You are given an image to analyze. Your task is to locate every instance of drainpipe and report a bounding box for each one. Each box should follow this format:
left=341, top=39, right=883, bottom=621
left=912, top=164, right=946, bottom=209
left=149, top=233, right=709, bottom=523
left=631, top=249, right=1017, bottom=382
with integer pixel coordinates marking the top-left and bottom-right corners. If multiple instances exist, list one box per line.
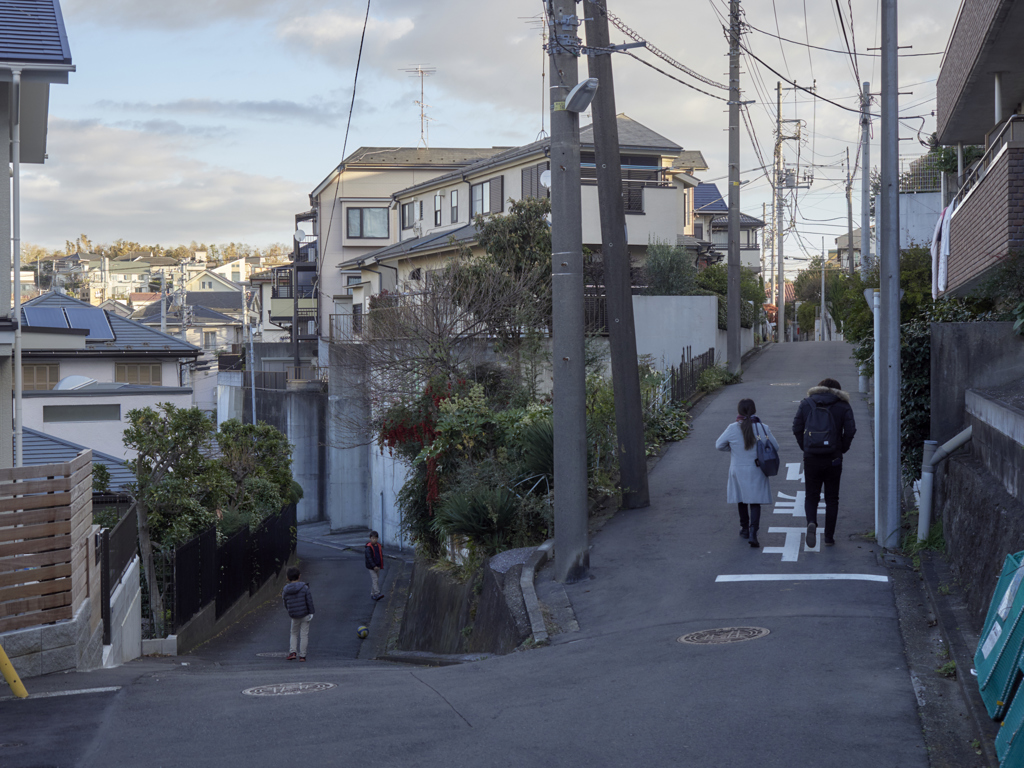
left=12, top=69, right=23, bottom=467
left=917, top=426, right=973, bottom=543
left=995, top=72, right=1004, bottom=128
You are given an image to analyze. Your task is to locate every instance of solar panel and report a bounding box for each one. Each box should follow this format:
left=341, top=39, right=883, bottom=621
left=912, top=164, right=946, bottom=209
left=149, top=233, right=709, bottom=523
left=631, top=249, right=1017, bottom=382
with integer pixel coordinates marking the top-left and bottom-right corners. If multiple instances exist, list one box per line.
left=23, top=307, right=69, bottom=329
left=64, top=307, right=115, bottom=341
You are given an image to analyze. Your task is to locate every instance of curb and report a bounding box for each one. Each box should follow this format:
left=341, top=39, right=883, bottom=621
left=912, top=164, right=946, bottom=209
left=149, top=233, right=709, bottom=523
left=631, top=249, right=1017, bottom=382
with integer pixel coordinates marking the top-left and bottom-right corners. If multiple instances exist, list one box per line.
left=920, top=551, right=999, bottom=767
left=521, top=539, right=554, bottom=646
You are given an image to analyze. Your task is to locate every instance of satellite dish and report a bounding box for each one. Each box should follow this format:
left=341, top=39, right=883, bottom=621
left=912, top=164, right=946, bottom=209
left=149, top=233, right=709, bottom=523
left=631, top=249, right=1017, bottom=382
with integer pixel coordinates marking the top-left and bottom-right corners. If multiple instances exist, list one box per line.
left=540, top=170, right=552, bottom=189
left=294, top=229, right=307, bottom=242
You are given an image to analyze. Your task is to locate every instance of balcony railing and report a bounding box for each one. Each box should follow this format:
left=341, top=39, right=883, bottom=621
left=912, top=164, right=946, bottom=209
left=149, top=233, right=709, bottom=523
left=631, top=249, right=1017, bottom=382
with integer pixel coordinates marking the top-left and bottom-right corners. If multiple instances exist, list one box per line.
left=953, top=115, right=1024, bottom=209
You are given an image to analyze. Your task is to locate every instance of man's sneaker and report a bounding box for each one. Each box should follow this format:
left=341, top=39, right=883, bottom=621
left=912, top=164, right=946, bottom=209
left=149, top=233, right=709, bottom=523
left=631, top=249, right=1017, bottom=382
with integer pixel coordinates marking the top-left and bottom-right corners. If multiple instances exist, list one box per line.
left=806, top=522, right=817, bottom=548
left=299, top=656, right=306, bottom=662
left=824, top=537, right=835, bottom=546
left=286, top=652, right=297, bottom=661
left=739, top=527, right=749, bottom=538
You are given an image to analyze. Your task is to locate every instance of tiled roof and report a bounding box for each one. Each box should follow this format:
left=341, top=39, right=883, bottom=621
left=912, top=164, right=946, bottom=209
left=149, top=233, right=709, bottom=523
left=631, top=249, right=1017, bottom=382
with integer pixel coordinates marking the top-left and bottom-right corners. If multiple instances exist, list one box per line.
left=711, top=212, right=765, bottom=227
left=343, top=222, right=482, bottom=268
left=672, top=150, right=709, bottom=171
left=24, top=291, right=200, bottom=355
left=134, top=303, right=238, bottom=325
left=22, top=428, right=134, bottom=492
left=694, top=183, right=728, bottom=214
left=0, top=0, right=72, bottom=65
left=580, top=114, right=681, bottom=151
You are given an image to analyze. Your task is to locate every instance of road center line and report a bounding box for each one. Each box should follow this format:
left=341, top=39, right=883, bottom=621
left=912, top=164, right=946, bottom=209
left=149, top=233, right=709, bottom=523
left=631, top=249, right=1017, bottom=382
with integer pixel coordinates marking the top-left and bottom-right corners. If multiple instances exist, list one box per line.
left=715, top=574, right=889, bottom=583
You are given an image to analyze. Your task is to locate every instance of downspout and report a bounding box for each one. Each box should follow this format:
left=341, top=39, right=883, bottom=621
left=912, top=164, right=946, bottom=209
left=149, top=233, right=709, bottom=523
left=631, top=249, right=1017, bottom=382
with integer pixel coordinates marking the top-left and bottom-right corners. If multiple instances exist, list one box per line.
left=12, top=69, right=23, bottom=467
left=917, top=426, right=973, bottom=543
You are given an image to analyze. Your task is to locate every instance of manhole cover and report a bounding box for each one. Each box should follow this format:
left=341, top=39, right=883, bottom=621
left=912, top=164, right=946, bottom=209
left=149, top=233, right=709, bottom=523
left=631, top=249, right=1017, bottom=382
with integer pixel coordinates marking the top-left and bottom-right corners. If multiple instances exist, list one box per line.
left=255, top=652, right=290, bottom=658
left=677, top=627, right=771, bottom=645
left=242, top=682, right=336, bottom=697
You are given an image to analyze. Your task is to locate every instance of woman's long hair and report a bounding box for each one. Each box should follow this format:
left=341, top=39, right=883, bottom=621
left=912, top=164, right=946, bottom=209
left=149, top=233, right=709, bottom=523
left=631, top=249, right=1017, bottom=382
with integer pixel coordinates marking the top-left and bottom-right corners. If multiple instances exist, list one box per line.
left=738, top=399, right=757, bottom=450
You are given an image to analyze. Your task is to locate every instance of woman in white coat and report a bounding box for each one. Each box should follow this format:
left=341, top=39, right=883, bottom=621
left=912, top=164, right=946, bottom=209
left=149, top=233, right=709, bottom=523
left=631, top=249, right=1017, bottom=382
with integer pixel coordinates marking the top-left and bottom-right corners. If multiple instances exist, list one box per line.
left=715, top=398, right=780, bottom=547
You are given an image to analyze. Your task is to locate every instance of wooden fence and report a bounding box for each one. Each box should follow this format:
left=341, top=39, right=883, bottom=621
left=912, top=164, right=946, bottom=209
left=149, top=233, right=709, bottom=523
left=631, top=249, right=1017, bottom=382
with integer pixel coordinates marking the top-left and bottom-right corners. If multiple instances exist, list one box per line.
left=0, top=451, right=96, bottom=633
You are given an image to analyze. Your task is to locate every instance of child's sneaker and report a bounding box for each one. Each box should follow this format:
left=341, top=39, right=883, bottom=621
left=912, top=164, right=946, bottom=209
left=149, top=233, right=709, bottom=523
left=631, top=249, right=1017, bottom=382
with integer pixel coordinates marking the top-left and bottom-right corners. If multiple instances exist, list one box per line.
left=286, top=652, right=297, bottom=661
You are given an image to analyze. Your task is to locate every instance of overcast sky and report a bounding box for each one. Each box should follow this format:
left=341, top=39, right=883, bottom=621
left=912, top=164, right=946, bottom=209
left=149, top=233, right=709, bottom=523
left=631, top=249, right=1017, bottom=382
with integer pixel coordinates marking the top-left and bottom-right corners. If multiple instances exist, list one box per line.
left=23, top=0, right=960, bottom=265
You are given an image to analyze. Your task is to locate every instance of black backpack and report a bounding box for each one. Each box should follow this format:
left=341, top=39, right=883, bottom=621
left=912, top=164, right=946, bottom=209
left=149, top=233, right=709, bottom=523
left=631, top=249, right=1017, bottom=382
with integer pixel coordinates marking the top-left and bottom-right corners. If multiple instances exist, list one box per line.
left=803, top=399, right=839, bottom=455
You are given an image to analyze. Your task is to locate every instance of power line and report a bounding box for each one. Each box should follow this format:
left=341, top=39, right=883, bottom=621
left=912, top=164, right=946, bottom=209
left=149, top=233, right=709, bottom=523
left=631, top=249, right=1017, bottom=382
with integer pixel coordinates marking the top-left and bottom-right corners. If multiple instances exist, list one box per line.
left=621, top=51, right=729, bottom=102
left=744, top=19, right=942, bottom=58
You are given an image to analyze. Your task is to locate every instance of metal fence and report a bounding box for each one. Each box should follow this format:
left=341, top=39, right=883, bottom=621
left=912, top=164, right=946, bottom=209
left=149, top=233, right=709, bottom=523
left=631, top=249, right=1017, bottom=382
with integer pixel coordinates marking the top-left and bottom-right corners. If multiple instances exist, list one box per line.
left=667, top=346, right=716, bottom=404
left=100, top=509, right=139, bottom=645
left=172, top=526, right=217, bottom=633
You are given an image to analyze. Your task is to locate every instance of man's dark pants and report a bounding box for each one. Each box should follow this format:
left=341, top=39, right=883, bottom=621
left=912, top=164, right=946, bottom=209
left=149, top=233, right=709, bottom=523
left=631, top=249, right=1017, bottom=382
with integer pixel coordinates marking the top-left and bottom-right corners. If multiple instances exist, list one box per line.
left=804, top=455, right=843, bottom=540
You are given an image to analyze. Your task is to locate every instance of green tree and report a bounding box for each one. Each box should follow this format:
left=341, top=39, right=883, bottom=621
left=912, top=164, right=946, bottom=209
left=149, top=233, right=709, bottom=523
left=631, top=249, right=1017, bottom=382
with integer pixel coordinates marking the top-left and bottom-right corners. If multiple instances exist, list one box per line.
left=213, top=420, right=294, bottom=527
left=643, top=239, right=698, bottom=295
left=123, top=404, right=218, bottom=636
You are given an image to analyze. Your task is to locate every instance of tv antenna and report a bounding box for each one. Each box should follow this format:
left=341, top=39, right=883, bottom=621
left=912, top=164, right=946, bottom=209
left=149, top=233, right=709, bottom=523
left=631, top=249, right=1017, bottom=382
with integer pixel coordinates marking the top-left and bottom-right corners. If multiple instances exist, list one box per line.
left=520, top=13, right=548, bottom=140
left=401, top=65, right=436, bottom=148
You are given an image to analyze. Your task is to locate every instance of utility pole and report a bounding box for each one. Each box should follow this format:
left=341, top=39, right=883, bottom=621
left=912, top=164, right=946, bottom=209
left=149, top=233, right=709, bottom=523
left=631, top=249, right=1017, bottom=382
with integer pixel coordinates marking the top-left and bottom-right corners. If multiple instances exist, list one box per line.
left=861, top=81, right=872, bottom=275
left=726, top=0, right=742, bottom=373
left=547, top=1, right=589, bottom=583
left=584, top=0, right=649, bottom=510
left=160, top=271, right=167, bottom=335
left=878, top=0, right=901, bottom=550
left=820, top=238, right=826, bottom=342
left=846, top=147, right=855, bottom=275
left=775, top=81, right=786, bottom=343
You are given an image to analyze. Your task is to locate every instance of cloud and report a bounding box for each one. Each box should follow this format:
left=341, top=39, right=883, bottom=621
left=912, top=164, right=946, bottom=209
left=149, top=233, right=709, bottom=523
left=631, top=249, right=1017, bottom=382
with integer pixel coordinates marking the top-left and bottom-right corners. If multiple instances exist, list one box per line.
left=61, top=0, right=290, bottom=29
left=21, top=119, right=306, bottom=249
left=110, top=119, right=230, bottom=140
left=97, top=98, right=351, bottom=127
left=278, top=12, right=414, bottom=46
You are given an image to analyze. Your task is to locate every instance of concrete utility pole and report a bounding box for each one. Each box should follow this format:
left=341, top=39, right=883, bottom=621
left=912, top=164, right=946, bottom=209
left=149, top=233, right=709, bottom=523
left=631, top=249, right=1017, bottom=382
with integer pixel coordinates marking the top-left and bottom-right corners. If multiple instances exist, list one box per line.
left=846, top=147, right=855, bottom=275
left=160, top=271, right=167, bottom=334
left=878, top=0, right=901, bottom=550
left=860, top=81, right=872, bottom=275
left=547, top=1, right=589, bottom=583
left=775, top=81, right=786, bottom=343
left=820, top=239, right=826, bottom=342
left=584, top=0, right=649, bottom=510
left=726, top=0, right=742, bottom=373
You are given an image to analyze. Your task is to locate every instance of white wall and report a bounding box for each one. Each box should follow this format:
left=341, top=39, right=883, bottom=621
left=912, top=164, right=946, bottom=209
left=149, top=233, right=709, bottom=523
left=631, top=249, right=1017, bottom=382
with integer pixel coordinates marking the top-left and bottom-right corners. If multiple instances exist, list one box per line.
left=22, top=389, right=193, bottom=460
left=581, top=185, right=682, bottom=247
left=44, top=358, right=180, bottom=387
left=103, top=556, right=142, bottom=668
left=368, top=447, right=410, bottom=550
left=632, top=295, right=719, bottom=370
left=899, top=191, right=942, bottom=249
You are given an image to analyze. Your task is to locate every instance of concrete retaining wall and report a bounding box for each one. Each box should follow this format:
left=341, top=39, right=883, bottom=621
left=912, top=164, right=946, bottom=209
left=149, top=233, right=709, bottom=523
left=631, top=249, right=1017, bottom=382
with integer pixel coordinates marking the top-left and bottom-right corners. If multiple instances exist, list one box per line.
left=0, top=597, right=103, bottom=679
left=103, top=556, right=142, bottom=667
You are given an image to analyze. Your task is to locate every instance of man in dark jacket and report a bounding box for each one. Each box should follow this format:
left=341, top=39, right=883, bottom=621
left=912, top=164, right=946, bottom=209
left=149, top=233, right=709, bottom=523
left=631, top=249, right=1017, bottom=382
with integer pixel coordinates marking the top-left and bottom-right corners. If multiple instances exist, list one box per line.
left=792, top=378, right=857, bottom=547
left=282, top=566, right=314, bottom=661
left=365, top=531, right=385, bottom=601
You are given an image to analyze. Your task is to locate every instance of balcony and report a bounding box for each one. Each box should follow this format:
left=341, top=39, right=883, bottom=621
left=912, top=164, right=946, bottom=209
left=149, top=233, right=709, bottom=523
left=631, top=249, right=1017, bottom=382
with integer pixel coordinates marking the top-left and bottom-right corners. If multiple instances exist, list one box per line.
left=944, top=116, right=1024, bottom=296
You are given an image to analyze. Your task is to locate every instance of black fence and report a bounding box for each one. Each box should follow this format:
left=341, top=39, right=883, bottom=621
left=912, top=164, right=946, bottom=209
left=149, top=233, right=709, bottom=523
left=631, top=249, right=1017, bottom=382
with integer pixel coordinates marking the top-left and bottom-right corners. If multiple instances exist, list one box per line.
left=100, top=510, right=140, bottom=645
left=173, top=526, right=217, bottom=633
left=668, top=346, right=716, bottom=404
left=215, top=526, right=251, bottom=619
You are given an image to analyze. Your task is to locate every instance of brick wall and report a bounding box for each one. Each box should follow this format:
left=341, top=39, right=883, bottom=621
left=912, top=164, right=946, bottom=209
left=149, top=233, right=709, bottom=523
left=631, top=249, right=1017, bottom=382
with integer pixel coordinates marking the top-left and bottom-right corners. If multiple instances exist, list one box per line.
left=937, top=0, right=1002, bottom=140
left=946, top=147, right=1024, bottom=294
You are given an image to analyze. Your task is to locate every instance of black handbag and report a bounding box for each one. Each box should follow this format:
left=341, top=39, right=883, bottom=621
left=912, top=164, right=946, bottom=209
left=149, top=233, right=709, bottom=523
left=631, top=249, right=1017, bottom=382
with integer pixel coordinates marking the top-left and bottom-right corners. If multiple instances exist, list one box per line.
left=754, top=422, right=780, bottom=477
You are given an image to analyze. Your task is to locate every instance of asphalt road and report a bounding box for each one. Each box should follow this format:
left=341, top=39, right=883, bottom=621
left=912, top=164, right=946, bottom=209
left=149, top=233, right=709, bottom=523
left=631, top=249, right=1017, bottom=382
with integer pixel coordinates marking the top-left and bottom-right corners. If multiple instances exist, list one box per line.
left=1, top=341, right=931, bottom=768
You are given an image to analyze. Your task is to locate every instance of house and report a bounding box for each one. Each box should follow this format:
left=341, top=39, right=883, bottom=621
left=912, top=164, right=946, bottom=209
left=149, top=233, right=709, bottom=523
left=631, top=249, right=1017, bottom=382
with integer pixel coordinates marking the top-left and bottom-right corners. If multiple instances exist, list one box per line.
left=79, top=253, right=152, bottom=304
left=0, top=0, right=76, bottom=467
left=291, top=145, right=510, bottom=349
left=211, top=256, right=262, bottom=284
left=249, top=270, right=289, bottom=343
left=97, top=298, right=132, bottom=317
left=692, top=182, right=765, bottom=271
left=184, top=270, right=240, bottom=294
left=935, top=0, right=1024, bottom=296
left=22, top=427, right=134, bottom=493
left=835, top=228, right=864, bottom=269
left=20, top=291, right=200, bottom=459
left=339, top=115, right=706, bottom=321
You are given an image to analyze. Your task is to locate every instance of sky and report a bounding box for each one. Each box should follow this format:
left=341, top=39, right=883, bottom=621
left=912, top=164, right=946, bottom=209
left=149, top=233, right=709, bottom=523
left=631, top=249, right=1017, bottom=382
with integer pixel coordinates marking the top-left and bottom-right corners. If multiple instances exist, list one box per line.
left=22, top=0, right=961, bottom=270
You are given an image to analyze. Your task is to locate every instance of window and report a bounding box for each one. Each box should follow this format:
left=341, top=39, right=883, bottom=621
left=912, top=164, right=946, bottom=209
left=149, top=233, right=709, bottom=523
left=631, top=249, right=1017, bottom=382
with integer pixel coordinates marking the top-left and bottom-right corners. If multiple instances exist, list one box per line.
left=347, top=207, right=389, bottom=239
left=23, top=363, right=60, bottom=391
left=521, top=162, right=550, bottom=199
left=43, top=404, right=121, bottom=423
left=409, top=268, right=422, bottom=282
left=116, top=363, right=162, bottom=386
left=204, top=332, right=217, bottom=349
left=450, top=189, right=459, bottom=224
left=231, top=271, right=241, bottom=282
left=353, top=304, right=363, bottom=334
left=694, top=222, right=704, bottom=239
left=346, top=275, right=361, bottom=296
left=434, top=194, right=443, bottom=226
left=470, top=177, right=504, bottom=217
left=401, top=201, right=423, bottom=230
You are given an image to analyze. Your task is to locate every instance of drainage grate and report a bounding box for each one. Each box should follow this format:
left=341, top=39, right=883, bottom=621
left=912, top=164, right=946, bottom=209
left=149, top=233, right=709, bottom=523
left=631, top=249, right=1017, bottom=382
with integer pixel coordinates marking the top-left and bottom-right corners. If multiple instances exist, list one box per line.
left=255, top=652, right=291, bottom=658
left=677, top=627, right=771, bottom=645
left=242, top=682, right=336, bottom=697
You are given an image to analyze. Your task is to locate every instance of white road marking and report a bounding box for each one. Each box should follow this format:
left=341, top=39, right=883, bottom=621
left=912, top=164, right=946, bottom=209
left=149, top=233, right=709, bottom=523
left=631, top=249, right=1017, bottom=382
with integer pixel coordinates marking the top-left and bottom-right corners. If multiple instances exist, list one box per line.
left=762, top=527, right=812, bottom=561
left=785, top=462, right=804, bottom=482
left=772, top=491, right=824, bottom=517
left=714, top=574, right=889, bottom=583
left=1, top=686, right=122, bottom=701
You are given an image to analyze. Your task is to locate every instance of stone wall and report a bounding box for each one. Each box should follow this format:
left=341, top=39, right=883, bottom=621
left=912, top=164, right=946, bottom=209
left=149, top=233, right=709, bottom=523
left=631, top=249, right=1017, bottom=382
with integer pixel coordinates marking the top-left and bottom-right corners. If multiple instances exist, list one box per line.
left=0, top=597, right=102, bottom=679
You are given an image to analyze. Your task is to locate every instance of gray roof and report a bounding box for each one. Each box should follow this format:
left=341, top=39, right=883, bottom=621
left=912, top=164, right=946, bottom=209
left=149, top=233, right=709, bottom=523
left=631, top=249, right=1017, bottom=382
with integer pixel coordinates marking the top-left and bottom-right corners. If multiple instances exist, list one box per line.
left=24, top=291, right=200, bottom=355
left=0, top=0, right=72, bottom=65
left=711, top=212, right=765, bottom=228
left=579, top=115, right=681, bottom=152
left=134, top=303, right=239, bottom=325
left=342, top=222, right=482, bottom=268
left=22, top=428, right=134, bottom=492
left=673, top=150, right=709, bottom=172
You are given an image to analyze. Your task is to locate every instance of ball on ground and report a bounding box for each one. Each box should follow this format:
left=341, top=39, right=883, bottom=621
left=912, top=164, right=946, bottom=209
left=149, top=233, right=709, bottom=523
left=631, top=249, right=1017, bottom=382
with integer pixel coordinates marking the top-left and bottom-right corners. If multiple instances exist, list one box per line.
left=357, top=625, right=369, bottom=639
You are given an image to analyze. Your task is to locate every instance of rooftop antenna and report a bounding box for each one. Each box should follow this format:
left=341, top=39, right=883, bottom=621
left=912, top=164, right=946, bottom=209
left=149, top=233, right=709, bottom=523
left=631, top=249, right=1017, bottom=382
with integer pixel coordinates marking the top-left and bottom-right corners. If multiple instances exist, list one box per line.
left=401, top=65, right=436, bottom=148
left=520, top=13, right=548, bottom=140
